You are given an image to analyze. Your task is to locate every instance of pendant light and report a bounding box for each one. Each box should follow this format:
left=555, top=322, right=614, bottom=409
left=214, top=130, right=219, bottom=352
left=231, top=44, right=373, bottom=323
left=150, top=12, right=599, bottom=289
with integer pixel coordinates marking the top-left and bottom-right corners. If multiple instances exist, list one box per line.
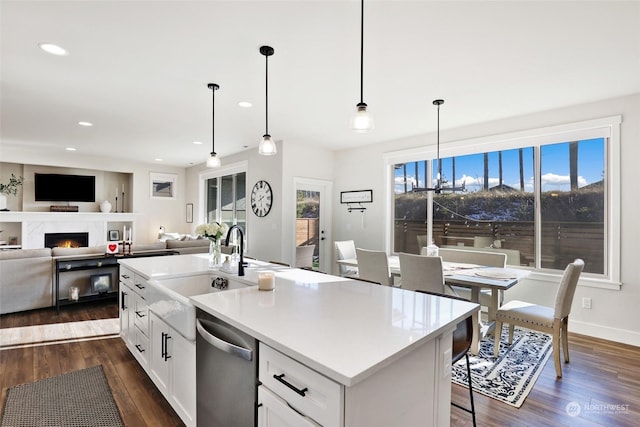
left=258, top=45, right=277, bottom=155
left=206, top=83, right=221, bottom=168
left=412, top=99, right=465, bottom=194
left=350, top=0, right=373, bottom=132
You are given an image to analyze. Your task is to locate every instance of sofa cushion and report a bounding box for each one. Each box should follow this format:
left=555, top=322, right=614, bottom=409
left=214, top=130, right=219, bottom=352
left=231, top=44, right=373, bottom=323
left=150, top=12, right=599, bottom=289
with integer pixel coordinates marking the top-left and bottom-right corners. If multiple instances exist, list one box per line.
left=0, top=248, right=51, bottom=260
left=130, top=242, right=167, bottom=252
left=166, top=239, right=210, bottom=249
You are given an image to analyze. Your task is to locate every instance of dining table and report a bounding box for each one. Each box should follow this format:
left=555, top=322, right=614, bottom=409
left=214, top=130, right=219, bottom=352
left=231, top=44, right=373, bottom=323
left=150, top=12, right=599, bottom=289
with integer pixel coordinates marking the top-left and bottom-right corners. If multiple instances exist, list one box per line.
left=336, top=256, right=530, bottom=354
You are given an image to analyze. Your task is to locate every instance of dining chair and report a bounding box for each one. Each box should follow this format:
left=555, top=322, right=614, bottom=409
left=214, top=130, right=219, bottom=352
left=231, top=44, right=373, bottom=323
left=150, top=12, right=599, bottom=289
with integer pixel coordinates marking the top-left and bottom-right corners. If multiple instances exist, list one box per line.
left=335, top=240, right=358, bottom=278
left=493, top=259, right=584, bottom=378
left=295, top=245, right=315, bottom=269
left=398, top=253, right=444, bottom=293
left=439, top=248, right=507, bottom=313
left=355, top=248, right=391, bottom=286
left=416, top=290, right=476, bottom=427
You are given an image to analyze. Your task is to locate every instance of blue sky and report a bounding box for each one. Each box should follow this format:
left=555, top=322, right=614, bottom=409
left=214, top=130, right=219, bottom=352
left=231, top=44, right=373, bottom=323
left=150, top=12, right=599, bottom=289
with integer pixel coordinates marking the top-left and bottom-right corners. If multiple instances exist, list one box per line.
left=395, top=138, right=604, bottom=193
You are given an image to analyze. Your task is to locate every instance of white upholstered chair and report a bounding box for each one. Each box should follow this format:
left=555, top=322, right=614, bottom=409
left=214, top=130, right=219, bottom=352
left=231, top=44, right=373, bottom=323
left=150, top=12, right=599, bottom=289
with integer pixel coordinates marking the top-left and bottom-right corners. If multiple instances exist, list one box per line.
left=494, top=259, right=584, bottom=378
left=335, top=240, right=358, bottom=277
left=355, top=248, right=391, bottom=286
left=398, top=253, right=444, bottom=294
left=295, top=245, right=315, bottom=269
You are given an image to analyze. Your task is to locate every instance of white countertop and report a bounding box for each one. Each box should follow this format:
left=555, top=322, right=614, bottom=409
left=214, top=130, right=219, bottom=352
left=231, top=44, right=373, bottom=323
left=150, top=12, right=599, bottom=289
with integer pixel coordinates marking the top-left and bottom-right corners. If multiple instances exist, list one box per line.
left=191, top=275, right=478, bottom=387
left=118, top=253, right=213, bottom=279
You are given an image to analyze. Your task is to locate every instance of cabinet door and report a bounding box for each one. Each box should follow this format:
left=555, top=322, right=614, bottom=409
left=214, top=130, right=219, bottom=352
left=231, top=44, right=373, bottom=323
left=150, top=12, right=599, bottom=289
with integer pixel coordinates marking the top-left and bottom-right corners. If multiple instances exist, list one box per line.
left=119, top=283, right=133, bottom=347
left=167, top=327, right=196, bottom=427
left=258, top=386, right=320, bottom=427
left=149, top=313, right=170, bottom=393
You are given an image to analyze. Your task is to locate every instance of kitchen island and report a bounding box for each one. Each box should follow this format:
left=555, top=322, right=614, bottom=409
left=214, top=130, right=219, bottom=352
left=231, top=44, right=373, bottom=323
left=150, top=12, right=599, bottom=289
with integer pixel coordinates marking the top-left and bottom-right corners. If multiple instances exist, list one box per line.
left=118, top=254, right=478, bottom=426
left=191, top=270, right=478, bottom=426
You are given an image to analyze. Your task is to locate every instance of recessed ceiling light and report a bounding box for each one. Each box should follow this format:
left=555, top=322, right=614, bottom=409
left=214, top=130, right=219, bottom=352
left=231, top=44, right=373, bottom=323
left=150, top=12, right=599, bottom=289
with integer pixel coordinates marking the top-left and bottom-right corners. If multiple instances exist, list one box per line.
left=154, top=158, right=164, bottom=162
left=65, top=147, right=77, bottom=151
left=238, top=101, right=252, bottom=108
left=38, top=43, right=68, bottom=56
left=192, top=141, right=203, bottom=145
left=78, top=121, right=93, bottom=127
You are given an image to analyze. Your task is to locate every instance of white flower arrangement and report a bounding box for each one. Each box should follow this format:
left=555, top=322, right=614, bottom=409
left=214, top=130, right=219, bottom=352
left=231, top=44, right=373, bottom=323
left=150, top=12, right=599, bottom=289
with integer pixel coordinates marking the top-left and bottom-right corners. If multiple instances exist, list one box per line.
left=195, top=222, right=229, bottom=242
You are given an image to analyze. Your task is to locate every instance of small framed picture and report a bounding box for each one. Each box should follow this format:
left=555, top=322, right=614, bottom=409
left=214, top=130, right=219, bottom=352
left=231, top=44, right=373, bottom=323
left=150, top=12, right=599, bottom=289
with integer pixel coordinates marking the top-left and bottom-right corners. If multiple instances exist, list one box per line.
left=150, top=172, right=177, bottom=199
left=108, top=230, right=120, bottom=241
left=91, top=273, right=112, bottom=294
left=186, top=203, right=194, bottom=223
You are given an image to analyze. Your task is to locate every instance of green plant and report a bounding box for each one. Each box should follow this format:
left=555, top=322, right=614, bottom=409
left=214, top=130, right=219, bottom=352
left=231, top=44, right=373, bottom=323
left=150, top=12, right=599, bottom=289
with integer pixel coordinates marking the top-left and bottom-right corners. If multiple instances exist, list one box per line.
left=0, top=174, right=25, bottom=196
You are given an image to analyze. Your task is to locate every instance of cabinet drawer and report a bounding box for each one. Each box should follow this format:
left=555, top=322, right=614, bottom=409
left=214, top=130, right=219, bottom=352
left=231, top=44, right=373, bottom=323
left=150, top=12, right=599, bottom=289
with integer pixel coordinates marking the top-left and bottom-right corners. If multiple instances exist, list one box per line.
left=133, top=328, right=149, bottom=367
left=132, top=274, right=148, bottom=298
left=258, top=386, right=320, bottom=427
left=133, top=296, right=149, bottom=336
left=119, top=267, right=134, bottom=287
left=259, top=344, right=342, bottom=427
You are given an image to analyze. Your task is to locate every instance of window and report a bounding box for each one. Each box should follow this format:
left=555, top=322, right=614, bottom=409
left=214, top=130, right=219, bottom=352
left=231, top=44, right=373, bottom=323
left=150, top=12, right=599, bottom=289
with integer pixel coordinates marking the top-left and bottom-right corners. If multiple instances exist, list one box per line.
left=200, top=162, right=247, bottom=237
left=388, top=116, right=620, bottom=283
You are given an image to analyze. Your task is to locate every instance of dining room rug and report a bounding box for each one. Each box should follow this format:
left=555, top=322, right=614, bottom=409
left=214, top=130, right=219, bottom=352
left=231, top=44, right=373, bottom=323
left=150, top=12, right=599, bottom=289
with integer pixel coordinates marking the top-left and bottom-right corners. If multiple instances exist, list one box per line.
left=0, top=365, right=124, bottom=427
left=451, top=326, right=552, bottom=408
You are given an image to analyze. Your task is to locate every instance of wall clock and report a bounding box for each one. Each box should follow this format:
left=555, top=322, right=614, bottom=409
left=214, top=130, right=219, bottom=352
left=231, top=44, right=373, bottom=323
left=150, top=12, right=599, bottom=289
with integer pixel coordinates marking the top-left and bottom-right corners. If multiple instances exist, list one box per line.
left=251, top=180, right=273, bottom=217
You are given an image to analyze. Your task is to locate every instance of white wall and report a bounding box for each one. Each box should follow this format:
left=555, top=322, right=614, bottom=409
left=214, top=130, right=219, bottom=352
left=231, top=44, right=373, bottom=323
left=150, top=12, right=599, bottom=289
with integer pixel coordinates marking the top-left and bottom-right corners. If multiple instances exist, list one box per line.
left=332, top=93, right=640, bottom=346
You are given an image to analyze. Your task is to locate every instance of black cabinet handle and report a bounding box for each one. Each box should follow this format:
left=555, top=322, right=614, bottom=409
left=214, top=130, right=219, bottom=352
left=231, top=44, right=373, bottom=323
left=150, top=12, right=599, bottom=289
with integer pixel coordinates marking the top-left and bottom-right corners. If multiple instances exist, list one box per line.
left=121, top=291, right=127, bottom=310
left=135, top=344, right=145, bottom=353
left=161, top=332, right=167, bottom=358
left=273, top=373, right=308, bottom=397
left=164, top=334, right=172, bottom=361
left=135, top=283, right=145, bottom=290
left=135, top=311, right=146, bottom=318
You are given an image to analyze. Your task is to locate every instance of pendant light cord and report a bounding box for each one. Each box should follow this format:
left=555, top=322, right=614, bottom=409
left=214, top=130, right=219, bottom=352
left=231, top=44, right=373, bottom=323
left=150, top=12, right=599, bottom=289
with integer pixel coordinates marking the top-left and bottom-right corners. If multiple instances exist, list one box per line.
left=208, top=83, right=219, bottom=156
left=359, top=0, right=364, bottom=104
left=265, top=54, right=269, bottom=135
left=437, top=102, right=441, bottom=184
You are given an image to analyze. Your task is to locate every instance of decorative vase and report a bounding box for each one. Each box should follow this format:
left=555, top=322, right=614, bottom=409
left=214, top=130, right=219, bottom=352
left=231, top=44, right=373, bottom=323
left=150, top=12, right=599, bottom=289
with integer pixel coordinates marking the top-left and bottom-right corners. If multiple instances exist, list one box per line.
left=100, top=200, right=112, bottom=213
left=0, top=194, right=7, bottom=211
left=209, top=239, right=222, bottom=267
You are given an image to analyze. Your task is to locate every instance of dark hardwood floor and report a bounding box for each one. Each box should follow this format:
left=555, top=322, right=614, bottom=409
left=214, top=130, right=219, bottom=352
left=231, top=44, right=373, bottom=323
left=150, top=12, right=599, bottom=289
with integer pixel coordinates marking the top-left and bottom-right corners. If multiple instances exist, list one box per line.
left=2, top=300, right=639, bottom=426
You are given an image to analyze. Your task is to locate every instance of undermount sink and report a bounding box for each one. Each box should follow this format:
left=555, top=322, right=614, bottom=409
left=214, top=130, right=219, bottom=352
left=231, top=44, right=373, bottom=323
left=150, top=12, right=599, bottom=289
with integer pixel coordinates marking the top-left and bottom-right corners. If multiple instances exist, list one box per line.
left=146, top=274, right=252, bottom=341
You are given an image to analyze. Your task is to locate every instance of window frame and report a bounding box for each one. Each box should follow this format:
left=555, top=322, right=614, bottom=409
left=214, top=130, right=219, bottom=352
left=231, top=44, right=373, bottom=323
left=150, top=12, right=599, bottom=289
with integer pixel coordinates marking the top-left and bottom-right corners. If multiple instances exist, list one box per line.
left=198, top=160, right=248, bottom=226
left=384, top=116, right=622, bottom=290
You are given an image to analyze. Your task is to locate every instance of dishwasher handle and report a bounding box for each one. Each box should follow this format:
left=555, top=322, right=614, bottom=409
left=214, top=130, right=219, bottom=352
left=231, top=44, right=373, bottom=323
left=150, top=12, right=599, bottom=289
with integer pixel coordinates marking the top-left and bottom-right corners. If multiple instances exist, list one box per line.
left=196, top=318, right=253, bottom=361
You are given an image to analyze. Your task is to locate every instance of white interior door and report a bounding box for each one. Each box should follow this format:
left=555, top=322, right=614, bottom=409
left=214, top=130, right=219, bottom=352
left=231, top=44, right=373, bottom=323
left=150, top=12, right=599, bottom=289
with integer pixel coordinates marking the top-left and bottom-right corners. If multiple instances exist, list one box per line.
left=293, top=178, right=332, bottom=273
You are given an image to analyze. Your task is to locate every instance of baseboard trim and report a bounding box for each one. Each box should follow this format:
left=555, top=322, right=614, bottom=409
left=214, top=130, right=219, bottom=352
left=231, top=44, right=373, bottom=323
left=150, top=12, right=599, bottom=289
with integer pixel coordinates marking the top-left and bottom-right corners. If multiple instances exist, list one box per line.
left=570, top=320, right=640, bottom=348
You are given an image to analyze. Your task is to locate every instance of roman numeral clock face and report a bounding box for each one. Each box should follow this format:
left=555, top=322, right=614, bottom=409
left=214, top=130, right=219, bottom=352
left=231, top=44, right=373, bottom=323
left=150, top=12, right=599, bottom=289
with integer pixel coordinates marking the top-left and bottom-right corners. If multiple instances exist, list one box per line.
left=250, top=180, right=273, bottom=217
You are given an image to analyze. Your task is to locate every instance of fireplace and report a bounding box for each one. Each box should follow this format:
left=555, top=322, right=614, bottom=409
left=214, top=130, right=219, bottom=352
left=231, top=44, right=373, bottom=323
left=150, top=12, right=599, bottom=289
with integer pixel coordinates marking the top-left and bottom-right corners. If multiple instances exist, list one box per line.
left=44, top=232, right=89, bottom=249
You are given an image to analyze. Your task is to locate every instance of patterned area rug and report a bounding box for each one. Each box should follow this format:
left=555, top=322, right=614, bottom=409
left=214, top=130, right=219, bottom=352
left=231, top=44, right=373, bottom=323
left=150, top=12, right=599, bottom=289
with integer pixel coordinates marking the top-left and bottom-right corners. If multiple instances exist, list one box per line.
left=452, top=326, right=552, bottom=408
left=0, top=365, right=123, bottom=426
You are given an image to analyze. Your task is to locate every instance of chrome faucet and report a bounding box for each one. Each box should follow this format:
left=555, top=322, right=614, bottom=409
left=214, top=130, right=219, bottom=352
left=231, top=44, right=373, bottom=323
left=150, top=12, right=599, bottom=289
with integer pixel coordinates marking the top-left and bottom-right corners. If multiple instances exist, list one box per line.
left=225, top=225, right=246, bottom=276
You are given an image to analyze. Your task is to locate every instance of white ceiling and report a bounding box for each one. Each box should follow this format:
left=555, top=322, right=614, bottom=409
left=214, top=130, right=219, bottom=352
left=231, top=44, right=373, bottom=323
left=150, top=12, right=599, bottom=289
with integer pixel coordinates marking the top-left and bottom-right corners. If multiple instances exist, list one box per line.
left=2, top=1, right=639, bottom=167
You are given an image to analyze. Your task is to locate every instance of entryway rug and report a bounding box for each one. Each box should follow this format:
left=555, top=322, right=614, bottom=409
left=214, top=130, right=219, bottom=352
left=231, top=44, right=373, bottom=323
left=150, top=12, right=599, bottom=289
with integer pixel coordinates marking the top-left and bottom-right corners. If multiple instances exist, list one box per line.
left=0, top=365, right=124, bottom=427
left=452, top=326, right=552, bottom=408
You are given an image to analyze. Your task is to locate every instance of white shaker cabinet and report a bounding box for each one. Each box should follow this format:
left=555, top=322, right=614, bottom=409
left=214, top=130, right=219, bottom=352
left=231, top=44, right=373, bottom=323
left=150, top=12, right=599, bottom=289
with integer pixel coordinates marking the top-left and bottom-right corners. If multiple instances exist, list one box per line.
left=149, top=312, right=196, bottom=427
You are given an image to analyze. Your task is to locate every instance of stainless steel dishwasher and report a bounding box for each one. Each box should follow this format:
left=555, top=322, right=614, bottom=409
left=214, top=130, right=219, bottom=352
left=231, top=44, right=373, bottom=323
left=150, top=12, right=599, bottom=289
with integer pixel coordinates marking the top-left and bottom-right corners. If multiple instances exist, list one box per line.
left=196, top=308, right=258, bottom=427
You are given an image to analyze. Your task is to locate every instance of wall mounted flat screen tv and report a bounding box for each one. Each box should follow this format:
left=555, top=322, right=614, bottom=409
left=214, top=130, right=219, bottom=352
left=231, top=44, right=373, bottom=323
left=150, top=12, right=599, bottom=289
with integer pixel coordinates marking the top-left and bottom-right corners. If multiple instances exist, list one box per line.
left=34, top=173, right=96, bottom=202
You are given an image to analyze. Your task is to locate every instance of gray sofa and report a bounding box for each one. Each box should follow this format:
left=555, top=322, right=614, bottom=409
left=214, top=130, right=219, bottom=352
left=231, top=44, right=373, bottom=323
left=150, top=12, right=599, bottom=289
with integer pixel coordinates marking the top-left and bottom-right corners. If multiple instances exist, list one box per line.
left=0, top=240, right=212, bottom=315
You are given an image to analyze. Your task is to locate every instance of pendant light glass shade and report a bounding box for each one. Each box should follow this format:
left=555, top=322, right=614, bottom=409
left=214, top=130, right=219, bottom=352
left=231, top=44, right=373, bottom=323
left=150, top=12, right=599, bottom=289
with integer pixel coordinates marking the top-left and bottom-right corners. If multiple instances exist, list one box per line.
left=259, top=45, right=276, bottom=155
left=259, top=134, right=277, bottom=155
left=350, top=102, right=373, bottom=132
left=351, top=0, right=373, bottom=132
left=206, top=83, right=221, bottom=168
left=206, top=154, right=221, bottom=168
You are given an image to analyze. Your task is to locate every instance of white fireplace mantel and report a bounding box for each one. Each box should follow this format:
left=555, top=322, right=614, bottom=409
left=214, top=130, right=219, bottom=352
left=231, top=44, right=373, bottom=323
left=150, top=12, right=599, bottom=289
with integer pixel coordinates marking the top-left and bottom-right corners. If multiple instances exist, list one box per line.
left=0, top=212, right=139, bottom=249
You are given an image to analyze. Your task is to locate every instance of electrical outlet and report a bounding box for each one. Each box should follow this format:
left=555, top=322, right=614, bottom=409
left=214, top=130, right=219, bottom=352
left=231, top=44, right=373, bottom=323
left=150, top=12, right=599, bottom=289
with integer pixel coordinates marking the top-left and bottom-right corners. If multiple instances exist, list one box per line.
left=582, top=297, right=592, bottom=309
